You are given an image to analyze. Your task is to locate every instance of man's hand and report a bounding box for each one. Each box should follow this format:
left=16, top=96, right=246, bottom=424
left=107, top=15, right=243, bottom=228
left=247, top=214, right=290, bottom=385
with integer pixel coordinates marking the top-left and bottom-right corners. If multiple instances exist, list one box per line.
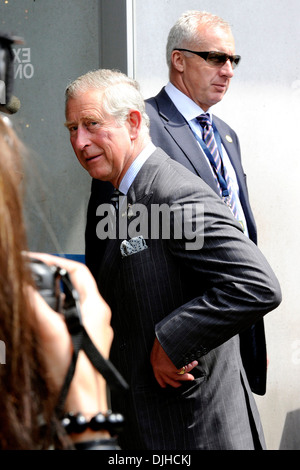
left=150, top=337, right=198, bottom=388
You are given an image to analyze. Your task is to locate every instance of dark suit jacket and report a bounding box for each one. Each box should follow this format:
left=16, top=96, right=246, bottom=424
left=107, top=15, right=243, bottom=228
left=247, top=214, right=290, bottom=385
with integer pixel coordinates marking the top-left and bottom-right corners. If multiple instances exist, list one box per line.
left=145, top=88, right=257, bottom=242
left=97, top=148, right=281, bottom=449
left=85, top=87, right=268, bottom=395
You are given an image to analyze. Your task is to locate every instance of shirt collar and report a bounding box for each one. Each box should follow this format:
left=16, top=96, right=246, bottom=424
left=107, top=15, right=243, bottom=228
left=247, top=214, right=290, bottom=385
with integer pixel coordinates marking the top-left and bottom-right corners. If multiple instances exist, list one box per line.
left=119, top=142, right=156, bottom=195
left=165, top=82, right=212, bottom=122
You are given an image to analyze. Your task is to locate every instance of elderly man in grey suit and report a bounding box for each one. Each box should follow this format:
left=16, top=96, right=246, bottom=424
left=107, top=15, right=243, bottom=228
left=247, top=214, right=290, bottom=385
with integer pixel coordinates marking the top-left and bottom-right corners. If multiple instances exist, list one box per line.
left=85, top=11, right=268, bottom=398
left=65, top=68, right=281, bottom=450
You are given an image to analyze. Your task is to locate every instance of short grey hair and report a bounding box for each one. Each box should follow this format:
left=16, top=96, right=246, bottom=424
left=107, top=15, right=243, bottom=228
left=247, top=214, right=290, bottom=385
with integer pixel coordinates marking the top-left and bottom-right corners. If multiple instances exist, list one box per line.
left=166, top=10, right=232, bottom=68
left=65, top=69, right=150, bottom=132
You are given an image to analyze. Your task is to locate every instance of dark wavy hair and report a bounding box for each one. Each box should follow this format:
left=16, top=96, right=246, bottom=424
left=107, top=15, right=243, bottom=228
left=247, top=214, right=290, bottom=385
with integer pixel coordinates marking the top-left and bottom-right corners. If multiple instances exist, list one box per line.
left=0, top=117, right=69, bottom=449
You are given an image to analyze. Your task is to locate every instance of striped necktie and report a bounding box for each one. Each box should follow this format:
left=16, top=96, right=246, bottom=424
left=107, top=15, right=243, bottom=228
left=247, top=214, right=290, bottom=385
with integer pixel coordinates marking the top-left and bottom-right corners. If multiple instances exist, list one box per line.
left=110, top=188, right=122, bottom=210
left=197, top=113, right=238, bottom=219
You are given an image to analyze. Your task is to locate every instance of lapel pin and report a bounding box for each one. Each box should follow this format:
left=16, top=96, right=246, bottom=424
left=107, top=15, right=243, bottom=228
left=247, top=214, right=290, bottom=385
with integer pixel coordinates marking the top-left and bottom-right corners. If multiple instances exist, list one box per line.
left=225, top=135, right=233, bottom=143
left=127, top=204, right=134, bottom=218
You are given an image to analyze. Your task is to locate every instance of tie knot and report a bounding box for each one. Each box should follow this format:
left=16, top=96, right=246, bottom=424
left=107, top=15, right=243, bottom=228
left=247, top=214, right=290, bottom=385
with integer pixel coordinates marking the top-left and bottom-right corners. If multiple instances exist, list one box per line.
left=110, top=188, right=122, bottom=208
left=197, top=113, right=212, bottom=129
left=110, top=188, right=121, bottom=205
left=111, top=188, right=121, bottom=198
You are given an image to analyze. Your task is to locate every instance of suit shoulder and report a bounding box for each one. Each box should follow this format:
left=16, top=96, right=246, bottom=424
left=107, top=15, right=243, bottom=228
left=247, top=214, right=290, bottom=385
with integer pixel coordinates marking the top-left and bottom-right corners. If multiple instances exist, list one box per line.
left=145, top=95, right=156, bottom=105
left=145, top=98, right=158, bottom=119
left=213, top=114, right=237, bottom=136
left=154, top=149, right=218, bottom=198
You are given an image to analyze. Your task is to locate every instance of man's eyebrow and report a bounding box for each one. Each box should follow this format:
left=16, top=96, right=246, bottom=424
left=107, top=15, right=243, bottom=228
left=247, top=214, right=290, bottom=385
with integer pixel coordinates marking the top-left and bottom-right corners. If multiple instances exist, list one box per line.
left=64, top=120, right=76, bottom=128
left=64, top=114, right=101, bottom=126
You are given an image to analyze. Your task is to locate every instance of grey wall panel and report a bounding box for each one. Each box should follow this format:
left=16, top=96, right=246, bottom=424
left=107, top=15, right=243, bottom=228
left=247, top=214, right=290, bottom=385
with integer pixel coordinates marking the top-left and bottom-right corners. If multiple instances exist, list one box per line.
left=1, top=0, right=100, bottom=255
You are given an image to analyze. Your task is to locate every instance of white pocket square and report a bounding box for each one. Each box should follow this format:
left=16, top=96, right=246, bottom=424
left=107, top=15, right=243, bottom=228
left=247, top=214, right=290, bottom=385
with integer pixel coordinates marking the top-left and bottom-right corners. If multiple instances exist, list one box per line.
left=120, top=236, right=148, bottom=257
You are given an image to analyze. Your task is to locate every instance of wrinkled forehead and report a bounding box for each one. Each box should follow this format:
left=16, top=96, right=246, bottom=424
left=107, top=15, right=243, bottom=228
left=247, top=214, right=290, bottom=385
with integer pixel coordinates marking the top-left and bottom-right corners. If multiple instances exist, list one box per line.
left=65, top=89, right=106, bottom=121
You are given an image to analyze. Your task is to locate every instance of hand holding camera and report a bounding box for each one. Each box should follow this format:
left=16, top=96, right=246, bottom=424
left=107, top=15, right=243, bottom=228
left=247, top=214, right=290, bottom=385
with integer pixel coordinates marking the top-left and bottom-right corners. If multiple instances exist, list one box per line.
left=27, top=253, right=114, bottom=419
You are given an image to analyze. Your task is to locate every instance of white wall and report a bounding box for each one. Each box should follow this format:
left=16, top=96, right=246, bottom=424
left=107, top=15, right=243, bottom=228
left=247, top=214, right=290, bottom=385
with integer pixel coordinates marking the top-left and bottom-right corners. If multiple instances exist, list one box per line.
left=134, top=0, right=300, bottom=450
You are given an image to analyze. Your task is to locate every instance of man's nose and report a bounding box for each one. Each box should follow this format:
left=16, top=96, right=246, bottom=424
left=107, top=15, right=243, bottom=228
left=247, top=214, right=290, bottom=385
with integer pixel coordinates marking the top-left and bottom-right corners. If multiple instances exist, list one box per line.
left=74, top=126, right=91, bottom=150
left=220, top=59, right=234, bottom=77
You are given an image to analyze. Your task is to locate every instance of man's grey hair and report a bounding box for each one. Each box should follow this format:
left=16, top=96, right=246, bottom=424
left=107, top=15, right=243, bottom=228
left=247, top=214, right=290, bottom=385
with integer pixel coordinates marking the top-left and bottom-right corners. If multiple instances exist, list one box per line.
left=65, top=69, right=150, bottom=133
left=166, top=10, right=232, bottom=68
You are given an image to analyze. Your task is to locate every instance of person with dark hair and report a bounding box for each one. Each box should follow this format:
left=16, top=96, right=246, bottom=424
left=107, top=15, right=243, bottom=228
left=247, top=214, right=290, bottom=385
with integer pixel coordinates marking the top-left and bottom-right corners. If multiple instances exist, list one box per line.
left=0, top=116, right=121, bottom=450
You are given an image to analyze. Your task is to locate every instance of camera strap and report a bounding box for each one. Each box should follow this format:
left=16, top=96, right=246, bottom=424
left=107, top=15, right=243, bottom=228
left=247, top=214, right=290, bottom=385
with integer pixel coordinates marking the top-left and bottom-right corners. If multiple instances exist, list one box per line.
left=55, top=269, right=128, bottom=416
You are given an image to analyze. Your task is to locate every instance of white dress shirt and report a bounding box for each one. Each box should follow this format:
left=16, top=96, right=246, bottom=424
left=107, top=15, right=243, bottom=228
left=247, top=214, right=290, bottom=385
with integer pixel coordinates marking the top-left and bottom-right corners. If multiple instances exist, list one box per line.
left=165, top=82, right=248, bottom=236
left=119, top=142, right=156, bottom=195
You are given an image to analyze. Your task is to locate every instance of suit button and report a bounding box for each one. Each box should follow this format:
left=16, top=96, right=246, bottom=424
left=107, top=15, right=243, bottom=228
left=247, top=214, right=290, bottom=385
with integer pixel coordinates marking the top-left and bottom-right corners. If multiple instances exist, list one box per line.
left=120, top=342, right=127, bottom=350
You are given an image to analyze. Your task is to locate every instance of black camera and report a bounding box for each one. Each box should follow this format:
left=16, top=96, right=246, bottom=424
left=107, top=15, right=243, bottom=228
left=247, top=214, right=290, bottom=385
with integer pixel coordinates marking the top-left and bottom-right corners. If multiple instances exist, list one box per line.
left=29, top=257, right=83, bottom=330
left=29, top=257, right=129, bottom=396
left=29, top=258, right=65, bottom=312
left=0, top=33, right=23, bottom=114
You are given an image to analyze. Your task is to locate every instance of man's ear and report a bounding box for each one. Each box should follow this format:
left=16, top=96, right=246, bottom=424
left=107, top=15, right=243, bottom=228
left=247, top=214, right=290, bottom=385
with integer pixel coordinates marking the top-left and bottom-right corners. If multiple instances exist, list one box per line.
left=171, top=50, right=185, bottom=72
left=127, top=109, right=142, bottom=140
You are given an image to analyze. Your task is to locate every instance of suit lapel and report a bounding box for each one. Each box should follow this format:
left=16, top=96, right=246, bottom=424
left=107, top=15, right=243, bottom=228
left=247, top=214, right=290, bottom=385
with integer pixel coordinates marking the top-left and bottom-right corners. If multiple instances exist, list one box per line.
left=154, top=88, right=219, bottom=194
left=215, top=117, right=257, bottom=241
left=215, top=118, right=246, bottom=194
left=152, top=89, right=257, bottom=241
left=126, top=150, right=164, bottom=205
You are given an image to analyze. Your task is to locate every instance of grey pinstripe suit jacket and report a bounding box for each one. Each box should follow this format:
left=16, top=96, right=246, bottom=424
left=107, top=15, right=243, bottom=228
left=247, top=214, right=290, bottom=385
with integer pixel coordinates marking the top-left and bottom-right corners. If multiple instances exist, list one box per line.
left=97, top=148, right=281, bottom=450
left=86, top=87, right=268, bottom=396
left=145, top=88, right=266, bottom=396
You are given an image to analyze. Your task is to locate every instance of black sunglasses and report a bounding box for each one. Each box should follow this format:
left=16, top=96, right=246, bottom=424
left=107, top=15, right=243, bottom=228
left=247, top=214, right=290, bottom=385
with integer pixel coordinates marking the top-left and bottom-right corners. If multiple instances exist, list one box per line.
left=174, top=49, right=241, bottom=69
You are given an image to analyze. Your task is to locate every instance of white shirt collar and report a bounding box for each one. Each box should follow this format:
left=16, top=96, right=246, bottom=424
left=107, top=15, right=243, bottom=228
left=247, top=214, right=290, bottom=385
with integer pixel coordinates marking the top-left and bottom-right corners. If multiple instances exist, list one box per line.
left=119, top=142, right=156, bottom=195
left=165, top=82, right=211, bottom=122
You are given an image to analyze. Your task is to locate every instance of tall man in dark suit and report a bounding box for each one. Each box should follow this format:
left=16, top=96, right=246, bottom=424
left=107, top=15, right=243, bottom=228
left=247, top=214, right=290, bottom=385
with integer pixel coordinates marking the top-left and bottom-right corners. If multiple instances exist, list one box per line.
left=86, top=10, right=268, bottom=397
left=145, top=10, right=268, bottom=397
left=65, top=68, right=281, bottom=449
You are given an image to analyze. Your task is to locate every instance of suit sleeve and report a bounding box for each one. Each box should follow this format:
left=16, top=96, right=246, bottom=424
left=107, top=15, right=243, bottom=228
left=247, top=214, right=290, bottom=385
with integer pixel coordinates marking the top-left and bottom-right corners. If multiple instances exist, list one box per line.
left=154, top=182, right=281, bottom=368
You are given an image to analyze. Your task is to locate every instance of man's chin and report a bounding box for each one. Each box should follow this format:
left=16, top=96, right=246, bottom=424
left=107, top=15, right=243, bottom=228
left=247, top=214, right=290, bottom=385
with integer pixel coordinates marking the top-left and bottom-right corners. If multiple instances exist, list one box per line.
left=87, top=169, right=108, bottom=181
left=212, top=87, right=227, bottom=102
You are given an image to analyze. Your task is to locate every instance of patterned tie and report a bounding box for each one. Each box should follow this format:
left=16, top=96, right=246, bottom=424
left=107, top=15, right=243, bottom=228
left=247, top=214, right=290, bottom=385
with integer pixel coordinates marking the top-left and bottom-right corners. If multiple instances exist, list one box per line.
left=108, top=188, right=123, bottom=236
left=197, top=113, right=238, bottom=218
left=110, top=188, right=122, bottom=210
